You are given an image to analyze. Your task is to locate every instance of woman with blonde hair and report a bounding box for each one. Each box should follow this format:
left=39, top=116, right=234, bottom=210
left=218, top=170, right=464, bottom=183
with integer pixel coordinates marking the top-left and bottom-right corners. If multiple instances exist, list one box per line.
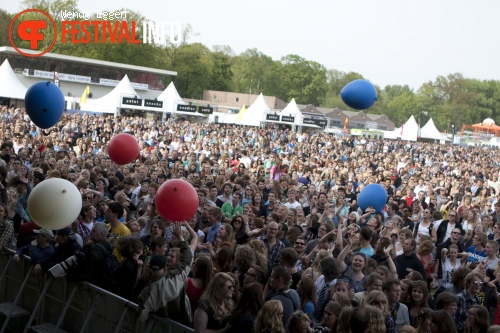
left=336, top=307, right=354, bottom=333
left=193, top=272, right=235, bottom=333
left=286, top=310, right=312, bottom=333
left=363, top=290, right=395, bottom=333
left=302, top=249, right=333, bottom=283
left=254, top=300, right=285, bottom=333
left=248, top=239, right=268, bottom=273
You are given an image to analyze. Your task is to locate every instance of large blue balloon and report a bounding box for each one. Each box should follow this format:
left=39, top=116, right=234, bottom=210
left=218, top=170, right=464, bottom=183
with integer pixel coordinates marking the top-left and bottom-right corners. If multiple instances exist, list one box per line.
left=357, top=184, right=388, bottom=212
left=25, top=81, right=65, bottom=129
left=341, top=79, right=378, bottom=110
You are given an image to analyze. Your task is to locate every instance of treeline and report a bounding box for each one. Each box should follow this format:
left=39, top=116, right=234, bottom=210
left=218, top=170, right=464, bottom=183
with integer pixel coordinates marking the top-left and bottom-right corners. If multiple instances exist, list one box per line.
left=2, top=1, right=500, bottom=132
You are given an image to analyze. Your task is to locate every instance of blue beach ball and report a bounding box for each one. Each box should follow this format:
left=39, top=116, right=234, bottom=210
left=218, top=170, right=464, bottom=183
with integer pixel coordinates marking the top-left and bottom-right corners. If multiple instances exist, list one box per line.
left=341, top=79, right=378, bottom=110
left=25, top=81, right=65, bottom=129
left=357, top=184, right=388, bottom=212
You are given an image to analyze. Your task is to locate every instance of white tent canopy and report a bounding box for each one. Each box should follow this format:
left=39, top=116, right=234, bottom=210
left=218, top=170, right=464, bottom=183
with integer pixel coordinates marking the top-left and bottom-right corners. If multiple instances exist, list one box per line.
left=237, top=93, right=271, bottom=126
left=0, top=59, right=28, bottom=100
left=157, top=81, right=186, bottom=113
left=421, top=118, right=450, bottom=141
left=385, top=115, right=419, bottom=141
left=280, top=98, right=304, bottom=125
left=82, top=75, right=138, bottom=113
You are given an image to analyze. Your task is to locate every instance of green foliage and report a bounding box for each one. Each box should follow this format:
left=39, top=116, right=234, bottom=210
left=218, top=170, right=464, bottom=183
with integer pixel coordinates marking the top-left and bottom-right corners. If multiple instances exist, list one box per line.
left=277, top=55, right=328, bottom=105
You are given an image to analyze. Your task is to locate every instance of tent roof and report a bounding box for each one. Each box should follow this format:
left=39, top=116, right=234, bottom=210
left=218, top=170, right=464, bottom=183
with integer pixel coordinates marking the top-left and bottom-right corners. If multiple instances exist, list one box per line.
left=82, top=75, right=138, bottom=113
left=421, top=118, right=450, bottom=141
left=157, top=82, right=185, bottom=104
left=157, top=82, right=185, bottom=113
left=385, top=115, right=418, bottom=141
left=0, top=59, right=28, bottom=100
left=280, top=98, right=303, bottom=125
left=237, top=93, right=271, bottom=126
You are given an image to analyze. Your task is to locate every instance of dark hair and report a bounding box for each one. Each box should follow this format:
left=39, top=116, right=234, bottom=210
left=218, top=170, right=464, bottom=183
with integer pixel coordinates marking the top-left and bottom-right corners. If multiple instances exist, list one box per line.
left=320, top=257, right=340, bottom=281
left=229, top=283, right=263, bottom=323
left=382, top=278, right=401, bottom=292
left=429, top=310, right=457, bottom=333
left=360, top=226, right=373, bottom=241
left=435, top=292, right=459, bottom=310
left=272, top=265, right=292, bottom=286
left=107, top=202, right=124, bottom=219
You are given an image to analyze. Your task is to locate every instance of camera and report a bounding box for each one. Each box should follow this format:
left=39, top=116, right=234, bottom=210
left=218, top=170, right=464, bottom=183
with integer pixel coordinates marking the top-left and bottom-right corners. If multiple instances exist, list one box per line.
left=48, top=252, right=85, bottom=278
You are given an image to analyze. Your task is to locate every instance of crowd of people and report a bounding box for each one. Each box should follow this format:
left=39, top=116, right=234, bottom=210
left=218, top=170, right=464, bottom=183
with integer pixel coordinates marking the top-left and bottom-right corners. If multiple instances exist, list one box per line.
left=3, top=105, right=500, bottom=333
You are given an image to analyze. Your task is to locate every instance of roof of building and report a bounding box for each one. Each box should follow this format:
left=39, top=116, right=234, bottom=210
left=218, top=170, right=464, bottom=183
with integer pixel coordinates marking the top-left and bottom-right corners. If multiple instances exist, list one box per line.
left=0, top=46, right=177, bottom=76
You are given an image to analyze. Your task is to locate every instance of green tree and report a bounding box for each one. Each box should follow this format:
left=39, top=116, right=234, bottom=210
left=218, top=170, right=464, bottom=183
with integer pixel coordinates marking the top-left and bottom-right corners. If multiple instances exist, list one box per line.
left=0, top=9, right=12, bottom=47
left=277, top=55, right=327, bottom=105
left=231, top=48, right=282, bottom=96
left=209, top=51, right=233, bottom=92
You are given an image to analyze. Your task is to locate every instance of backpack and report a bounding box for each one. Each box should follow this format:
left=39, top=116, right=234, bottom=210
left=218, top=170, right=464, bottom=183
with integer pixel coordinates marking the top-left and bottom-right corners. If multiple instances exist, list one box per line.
left=95, top=243, right=121, bottom=290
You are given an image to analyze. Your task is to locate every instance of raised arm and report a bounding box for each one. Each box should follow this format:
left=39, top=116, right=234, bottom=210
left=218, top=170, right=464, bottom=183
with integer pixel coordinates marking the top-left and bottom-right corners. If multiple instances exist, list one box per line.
left=383, top=244, right=398, bottom=279
left=183, top=221, right=198, bottom=252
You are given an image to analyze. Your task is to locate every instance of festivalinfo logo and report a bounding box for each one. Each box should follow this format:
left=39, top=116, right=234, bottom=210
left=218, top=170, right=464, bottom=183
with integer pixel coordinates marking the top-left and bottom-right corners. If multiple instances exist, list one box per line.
left=9, top=8, right=182, bottom=57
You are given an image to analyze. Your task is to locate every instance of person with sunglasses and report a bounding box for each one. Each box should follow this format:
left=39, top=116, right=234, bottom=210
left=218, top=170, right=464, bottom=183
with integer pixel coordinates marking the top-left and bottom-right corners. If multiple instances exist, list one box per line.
left=435, top=210, right=464, bottom=245
left=454, top=272, right=483, bottom=333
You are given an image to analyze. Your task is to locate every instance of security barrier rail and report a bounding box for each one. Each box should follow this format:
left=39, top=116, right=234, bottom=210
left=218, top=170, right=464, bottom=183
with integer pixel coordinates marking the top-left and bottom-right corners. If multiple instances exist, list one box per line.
left=0, top=248, right=194, bottom=333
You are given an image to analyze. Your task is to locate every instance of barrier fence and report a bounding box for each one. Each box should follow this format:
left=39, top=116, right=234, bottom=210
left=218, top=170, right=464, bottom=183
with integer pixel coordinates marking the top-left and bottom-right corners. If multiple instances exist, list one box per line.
left=0, top=248, right=194, bottom=333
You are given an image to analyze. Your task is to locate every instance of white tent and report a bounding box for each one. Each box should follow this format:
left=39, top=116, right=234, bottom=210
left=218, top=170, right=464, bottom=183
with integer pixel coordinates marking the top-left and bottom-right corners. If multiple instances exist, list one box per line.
left=280, top=98, right=303, bottom=125
left=421, top=118, right=450, bottom=141
left=0, top=59, right=28, bottom=100
left=237, top=93, right=271, bottom=126
left=385, top=115, right=418, bottom=141
left=157, top=81, right=186, bottom=113
left=82, top=75, right=138, bottom=113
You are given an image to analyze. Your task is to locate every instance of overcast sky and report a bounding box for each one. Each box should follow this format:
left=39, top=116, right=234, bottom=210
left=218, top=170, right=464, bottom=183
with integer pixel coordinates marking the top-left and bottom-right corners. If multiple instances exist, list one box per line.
left=3, top=0, right=499, bottom=90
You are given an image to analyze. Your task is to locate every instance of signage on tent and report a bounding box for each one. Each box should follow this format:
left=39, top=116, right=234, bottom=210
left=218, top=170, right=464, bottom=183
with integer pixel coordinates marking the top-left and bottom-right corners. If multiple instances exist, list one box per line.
left=198, top=106, right=213, bottom=114
left=266, top=114, right=280, bottom=121
left=122, top=97, right=142, bottom=106
left=177, top=105, right=197, bottom=112
left=144, top=99, right=163, bottom=108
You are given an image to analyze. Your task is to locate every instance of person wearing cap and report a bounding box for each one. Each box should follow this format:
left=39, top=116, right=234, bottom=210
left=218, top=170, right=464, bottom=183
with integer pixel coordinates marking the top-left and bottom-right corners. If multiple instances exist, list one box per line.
left=43, top=227, right=83, bottom=273
left=136, top=223, right=193, bottom=324
left=13, top=228, right=55, bottom=275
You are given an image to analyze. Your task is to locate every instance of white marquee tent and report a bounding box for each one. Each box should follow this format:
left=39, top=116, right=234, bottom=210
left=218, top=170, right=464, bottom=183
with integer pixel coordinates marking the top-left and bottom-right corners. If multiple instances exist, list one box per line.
left=280, top=98, right=304, bottom=125
left=0, top=59, right=28, bottom=100
left=421, top=118, right=450, bottom=141
left=236, top=93, right=271, bottom=126
left=157, top=81, right=186, bottom=113
left=384, top=115, right=419, bottom=141
left=82, top=75, right=138, bottom=114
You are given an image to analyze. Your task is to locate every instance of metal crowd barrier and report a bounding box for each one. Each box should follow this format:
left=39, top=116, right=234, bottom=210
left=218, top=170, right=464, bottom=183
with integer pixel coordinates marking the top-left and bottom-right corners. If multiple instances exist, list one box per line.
left=0, top=248, right=194, bottom=333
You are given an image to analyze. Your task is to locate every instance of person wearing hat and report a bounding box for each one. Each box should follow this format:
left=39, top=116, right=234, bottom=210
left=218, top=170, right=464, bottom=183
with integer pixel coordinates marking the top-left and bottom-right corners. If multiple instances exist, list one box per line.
left=136, top=223, right=193, bottom=324
left=43, top=227, right=83, bottom=273
left=13, top=228, right=55, bottom=275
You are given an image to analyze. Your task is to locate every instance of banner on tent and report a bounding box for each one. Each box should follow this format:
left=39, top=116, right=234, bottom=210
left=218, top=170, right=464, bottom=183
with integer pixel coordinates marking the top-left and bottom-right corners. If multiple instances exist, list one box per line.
left=303, top=118, right=327, bottom=127
left=122, top=97, right=142, bottom=106
left=198, top=106, right=213, bottom=114
left=281, top=116, right=295, bottom=123
left=177, top=105, right=197, bottom=112
left=266, top=114, right=280, bottom=121
left=144, top=99, right=163, bottom=108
